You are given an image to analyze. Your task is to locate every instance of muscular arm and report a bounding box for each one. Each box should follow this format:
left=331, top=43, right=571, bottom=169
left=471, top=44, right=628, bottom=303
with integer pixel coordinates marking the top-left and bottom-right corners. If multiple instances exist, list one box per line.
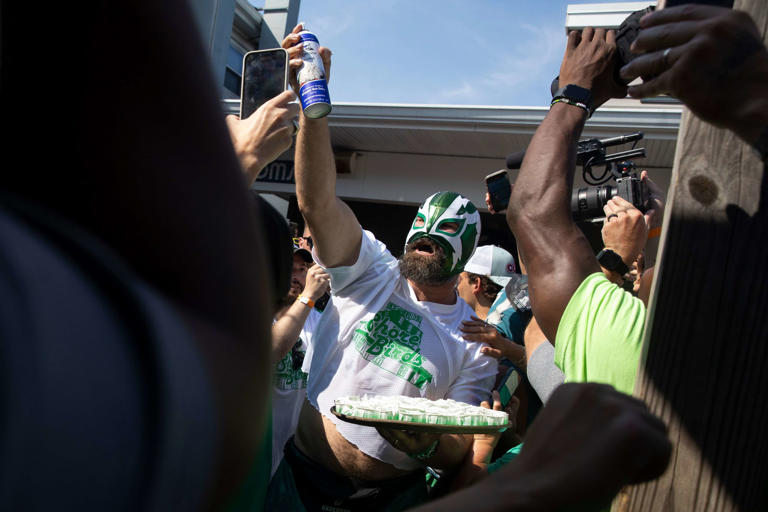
left=507, top=103, right=599, bottom=342
left=295, top=117, right=361, bottom=268
left=293, top=94, right=361, bottom=267
left=506, top=28, right=624, bottom=342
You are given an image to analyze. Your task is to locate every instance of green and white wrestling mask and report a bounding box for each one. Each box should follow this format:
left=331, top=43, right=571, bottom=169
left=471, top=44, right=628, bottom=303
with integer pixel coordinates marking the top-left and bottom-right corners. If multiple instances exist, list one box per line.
left=405, top=191, right=481, bottom=276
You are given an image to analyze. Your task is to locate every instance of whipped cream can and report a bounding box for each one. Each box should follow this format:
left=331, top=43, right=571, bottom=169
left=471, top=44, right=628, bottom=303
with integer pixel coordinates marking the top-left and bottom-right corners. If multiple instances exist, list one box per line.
left=296, top=28, right=332, bottom=118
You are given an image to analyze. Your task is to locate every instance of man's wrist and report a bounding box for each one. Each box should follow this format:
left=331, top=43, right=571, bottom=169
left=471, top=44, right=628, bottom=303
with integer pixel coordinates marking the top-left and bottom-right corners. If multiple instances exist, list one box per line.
left=599, top=247, right=632, bottom=269
left=409, top=439, right=440, bottom=462
left=296, top=294, right=315, bottom=308
left=602, top=246, right=633, bottom=267
left=300, top=113, right=329, bottom=127
left=601, top=266, right=625, bottom=286
left=551, top=84, right=594, bottom=117
left=549, top=100, right=589, bottom=125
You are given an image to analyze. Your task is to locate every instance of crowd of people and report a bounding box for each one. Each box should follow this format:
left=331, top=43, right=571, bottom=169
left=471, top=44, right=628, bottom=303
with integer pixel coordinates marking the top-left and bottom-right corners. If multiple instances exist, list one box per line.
left=1, top=1, right=767, bottom=511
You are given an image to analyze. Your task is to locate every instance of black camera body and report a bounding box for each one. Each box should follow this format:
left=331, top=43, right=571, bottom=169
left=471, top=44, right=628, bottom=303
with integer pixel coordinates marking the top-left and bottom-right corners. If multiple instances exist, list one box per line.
left=570, top=133, right=649, bottom=221
left=503, top=132, right=648, bottom=221
left=572, top=163, right=648, bottom=222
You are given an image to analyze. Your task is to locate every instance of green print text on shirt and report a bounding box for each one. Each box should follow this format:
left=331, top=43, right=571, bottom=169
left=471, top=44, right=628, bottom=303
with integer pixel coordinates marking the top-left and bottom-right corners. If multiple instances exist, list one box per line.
left=352, top=302, right=434, bottom=389
left=274, top=342, right=308, bottom=390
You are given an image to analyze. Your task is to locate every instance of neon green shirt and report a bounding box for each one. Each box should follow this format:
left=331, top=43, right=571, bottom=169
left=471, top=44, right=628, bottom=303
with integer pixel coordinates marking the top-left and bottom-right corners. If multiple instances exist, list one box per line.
left=554, top=273, right=646, bottom=395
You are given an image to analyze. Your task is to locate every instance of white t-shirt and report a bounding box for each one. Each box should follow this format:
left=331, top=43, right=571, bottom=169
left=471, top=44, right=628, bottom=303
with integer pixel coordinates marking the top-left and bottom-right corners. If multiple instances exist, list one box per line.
left=303, top=229, right=497, bottom=470
left=271, top=307, right=322, bottom=476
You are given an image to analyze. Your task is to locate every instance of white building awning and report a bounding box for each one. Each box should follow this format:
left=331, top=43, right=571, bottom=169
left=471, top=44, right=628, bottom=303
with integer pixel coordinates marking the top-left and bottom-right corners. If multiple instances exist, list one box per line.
left=222, top=100, right=681, bottom=208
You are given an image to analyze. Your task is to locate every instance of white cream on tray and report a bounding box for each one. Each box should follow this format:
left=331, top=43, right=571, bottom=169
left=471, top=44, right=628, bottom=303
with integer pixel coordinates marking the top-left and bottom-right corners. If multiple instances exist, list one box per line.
left=334, top=395, right=508, bottom=426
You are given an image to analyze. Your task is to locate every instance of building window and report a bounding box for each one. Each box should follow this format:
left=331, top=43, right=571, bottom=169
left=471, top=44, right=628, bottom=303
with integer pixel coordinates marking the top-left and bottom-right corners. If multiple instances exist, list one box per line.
left=225, top=45, right=245, bottom=96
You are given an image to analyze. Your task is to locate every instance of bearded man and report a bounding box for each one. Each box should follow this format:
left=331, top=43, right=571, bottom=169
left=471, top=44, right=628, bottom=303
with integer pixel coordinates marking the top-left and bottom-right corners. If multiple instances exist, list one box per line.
left=266, top=35, right=496, bottom=512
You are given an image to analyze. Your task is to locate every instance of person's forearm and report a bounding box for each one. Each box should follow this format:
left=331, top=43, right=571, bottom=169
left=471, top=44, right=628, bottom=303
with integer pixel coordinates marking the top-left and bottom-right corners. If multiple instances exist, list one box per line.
left=503, top=341, right=527, bottom=370
left=506, top=103, right=599, bottom=340
left=424, top=433, right=473, bottom=470
left=523, top=316, right=548, bottom=363
left=295, top=116, right=361, bottom=267
left=271, top=301, right=313, bottom=362
left=295, top=116, right=337, bottom=216
left=449, top=443, right=493, bottom=491
left=508, top=103, right=586, bottom=236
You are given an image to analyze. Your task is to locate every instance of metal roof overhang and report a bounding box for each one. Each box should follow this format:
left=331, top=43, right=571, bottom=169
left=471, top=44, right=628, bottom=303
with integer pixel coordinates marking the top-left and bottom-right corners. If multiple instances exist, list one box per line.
left=222, top=100, right=681, bottom=169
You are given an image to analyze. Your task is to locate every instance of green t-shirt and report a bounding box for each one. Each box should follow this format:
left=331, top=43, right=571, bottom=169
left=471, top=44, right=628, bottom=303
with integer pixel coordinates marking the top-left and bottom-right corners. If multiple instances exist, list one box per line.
left=554, top=272, right=646, bottom=395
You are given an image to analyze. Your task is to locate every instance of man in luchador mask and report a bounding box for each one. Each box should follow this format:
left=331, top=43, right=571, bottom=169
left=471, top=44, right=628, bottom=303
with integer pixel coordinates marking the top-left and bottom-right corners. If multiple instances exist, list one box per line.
left=266, top=33, right=496, bottom=512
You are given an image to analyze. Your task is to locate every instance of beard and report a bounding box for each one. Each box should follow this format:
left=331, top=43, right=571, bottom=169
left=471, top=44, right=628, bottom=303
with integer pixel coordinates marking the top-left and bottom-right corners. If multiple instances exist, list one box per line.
left=399, top=238, right=454, bottom=286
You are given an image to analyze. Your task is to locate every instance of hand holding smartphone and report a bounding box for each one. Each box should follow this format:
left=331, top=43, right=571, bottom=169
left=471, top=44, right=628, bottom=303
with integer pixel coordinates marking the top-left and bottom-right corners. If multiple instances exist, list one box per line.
left=485, top=170, right=512, bottom=213
left=240, top=48, right=289, bottom=120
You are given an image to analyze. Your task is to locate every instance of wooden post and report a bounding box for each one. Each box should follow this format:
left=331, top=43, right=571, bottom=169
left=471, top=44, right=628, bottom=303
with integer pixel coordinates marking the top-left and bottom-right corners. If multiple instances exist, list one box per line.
left=617, top=2, right=768, bottom=511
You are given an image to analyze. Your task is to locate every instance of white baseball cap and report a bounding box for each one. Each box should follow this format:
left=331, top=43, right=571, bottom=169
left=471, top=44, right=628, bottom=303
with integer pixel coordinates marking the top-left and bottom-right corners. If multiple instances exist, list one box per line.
left=463, top=245, right=517, bottom=287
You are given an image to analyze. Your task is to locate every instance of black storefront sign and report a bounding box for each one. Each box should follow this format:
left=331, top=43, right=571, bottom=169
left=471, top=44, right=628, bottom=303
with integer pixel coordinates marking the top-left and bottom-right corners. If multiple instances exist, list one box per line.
left=256, top=160, right=294, bottom=184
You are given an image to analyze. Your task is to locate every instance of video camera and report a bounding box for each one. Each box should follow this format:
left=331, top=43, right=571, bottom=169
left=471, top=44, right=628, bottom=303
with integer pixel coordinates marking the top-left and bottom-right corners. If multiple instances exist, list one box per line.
left=504, top=132, right=649, bottom=221
left=571, top=132, right=648, bottom=221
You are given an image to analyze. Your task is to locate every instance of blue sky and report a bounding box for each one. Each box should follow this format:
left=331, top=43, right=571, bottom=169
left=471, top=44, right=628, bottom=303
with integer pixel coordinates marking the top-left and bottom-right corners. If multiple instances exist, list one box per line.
left=296, top=0, right=573, bottom=106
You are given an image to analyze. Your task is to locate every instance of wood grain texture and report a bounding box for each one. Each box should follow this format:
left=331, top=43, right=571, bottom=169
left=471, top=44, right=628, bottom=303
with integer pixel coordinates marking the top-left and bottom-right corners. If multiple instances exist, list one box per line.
left=617, top=2, right=768, bottom=511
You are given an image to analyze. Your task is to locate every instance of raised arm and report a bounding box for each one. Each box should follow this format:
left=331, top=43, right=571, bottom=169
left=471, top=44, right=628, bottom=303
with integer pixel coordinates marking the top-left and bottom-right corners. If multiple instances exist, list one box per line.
left=506, top=28, right=625, bottom=341
left=283, top=27, right=362, bottom=268
left=271, top=264, right=330, bottom=362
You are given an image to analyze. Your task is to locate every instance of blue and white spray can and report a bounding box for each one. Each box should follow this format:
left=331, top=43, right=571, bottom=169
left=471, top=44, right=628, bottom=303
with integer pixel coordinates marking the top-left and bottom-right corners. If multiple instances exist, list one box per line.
left=296, top=26, right=332, bottom=118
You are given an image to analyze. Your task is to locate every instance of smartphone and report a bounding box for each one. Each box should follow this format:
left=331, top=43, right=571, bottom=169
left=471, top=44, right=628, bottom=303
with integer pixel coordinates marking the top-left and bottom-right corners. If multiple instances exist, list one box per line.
left=498, top=366, right=520, bottom=409
left=314, top=291, right=331, bottom=312
left=485, top=170, right=511, bottom=213
left=240, top=48, right=289, bottom=119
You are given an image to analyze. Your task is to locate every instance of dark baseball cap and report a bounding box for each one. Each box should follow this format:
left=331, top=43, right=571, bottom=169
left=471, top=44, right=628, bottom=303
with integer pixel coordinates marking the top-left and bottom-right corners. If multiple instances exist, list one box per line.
left=293, top=245, right=313, bottom=263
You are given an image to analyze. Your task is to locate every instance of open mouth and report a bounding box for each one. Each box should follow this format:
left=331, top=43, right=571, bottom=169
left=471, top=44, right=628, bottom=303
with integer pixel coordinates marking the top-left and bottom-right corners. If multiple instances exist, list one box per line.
left=411, top=238, right=438, bottom=256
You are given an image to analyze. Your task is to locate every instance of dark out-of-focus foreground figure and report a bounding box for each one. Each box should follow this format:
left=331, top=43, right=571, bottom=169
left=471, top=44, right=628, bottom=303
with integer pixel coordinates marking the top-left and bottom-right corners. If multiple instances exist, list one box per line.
left=0, top=1, right=276, bottom=510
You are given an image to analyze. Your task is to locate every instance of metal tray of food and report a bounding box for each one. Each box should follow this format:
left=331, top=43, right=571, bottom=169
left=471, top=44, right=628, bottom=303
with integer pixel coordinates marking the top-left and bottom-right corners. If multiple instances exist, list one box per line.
left=330, top=406, right=510, bottom=434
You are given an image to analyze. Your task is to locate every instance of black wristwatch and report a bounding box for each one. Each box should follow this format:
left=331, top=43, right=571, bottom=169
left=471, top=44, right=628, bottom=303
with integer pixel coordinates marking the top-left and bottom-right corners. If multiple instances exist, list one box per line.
left=551, top=84, right=594, bottom=116
left=597, top=249, right=629, bottom=276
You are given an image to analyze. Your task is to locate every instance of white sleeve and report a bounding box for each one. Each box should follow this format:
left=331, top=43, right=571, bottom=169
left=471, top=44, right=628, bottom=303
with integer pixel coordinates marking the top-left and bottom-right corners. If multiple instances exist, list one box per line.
left=314, top=228, right=397, bottom=296
left=299, top=308, right=322, bottom=350
left=444, top=347, right=498, bottom=405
